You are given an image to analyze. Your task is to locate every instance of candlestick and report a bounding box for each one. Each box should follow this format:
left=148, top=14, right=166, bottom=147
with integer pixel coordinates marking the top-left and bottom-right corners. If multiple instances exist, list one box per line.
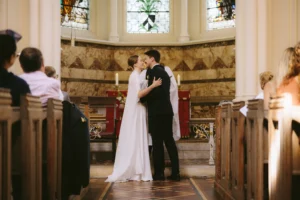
left=177, top=74, right=181, bottom=86
left=115, top=73, right=119, bottom=86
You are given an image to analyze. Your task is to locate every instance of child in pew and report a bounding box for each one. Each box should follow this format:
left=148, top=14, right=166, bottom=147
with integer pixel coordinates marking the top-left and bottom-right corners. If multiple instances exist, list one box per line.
left=0, top=30, right=31, bottom=200
left=45, top=66, right=71, bottom=102
left=19, top=47, right=62, bottom=106
left=239, top=71, right=274, bottom=117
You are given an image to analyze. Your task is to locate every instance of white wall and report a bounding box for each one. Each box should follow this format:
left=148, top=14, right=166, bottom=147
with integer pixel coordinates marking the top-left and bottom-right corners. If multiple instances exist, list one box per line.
left=0, top=0, right=61, bottom=76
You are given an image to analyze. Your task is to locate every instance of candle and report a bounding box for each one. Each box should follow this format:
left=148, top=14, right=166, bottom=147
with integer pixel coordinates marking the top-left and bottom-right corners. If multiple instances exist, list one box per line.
left=71, top=37, right=75, bottom=47
left=177, top=74, right=181, bottom=86
left=115, top=73, right=119, bottom=85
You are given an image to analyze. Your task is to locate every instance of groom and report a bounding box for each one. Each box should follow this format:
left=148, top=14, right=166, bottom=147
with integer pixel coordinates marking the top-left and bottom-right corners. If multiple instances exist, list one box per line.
left=141, top=49, right=180, bottom=181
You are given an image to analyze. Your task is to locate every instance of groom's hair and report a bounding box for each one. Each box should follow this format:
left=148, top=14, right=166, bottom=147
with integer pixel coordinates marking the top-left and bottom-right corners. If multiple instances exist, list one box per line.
left=144, top=49, right=160, bottom=63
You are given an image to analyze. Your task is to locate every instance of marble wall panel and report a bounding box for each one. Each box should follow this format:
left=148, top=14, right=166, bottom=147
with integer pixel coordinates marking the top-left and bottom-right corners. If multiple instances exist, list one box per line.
left=61, top=40, right=236, bottom=99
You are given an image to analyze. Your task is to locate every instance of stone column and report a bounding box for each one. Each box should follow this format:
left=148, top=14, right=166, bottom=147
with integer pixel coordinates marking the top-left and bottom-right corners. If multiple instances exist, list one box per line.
left=109, top=0, right=119, bottom=42
left=39, top=0, right=61, bottom=77
left=243, top=0, right=258, bottom=99
left=178, top=0, right=190, bottom=42
left=257, top=0, right=268, bottom=91
left=234, top=0, right=245, bottom=100
left=235, top=0, right=259, bottom=100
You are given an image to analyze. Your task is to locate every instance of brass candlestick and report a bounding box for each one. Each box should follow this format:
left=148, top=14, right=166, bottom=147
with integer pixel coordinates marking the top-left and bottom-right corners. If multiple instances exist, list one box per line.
left=114, top=85, right=120, bottom=91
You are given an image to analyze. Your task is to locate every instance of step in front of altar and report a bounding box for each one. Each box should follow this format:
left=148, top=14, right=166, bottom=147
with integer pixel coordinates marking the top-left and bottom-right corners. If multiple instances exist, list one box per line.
left=90, top=140, right=214, bottom=161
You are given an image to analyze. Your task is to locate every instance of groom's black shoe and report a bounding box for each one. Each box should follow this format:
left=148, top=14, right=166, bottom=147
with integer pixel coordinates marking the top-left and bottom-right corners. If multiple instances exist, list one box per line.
left=167, top=174, right=181, bottom=181
left=153, top=174, right=165, bottom=181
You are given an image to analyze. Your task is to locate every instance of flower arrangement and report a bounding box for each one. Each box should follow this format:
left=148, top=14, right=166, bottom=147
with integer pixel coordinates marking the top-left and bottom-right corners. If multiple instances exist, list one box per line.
left=116, top=91, right=126, bottom=104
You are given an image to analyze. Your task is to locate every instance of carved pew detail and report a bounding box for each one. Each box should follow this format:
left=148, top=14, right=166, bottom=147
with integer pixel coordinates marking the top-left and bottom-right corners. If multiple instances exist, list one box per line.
left=215, top=106, right=222, bottom=184
left=246, top=99, right=264, bottom=200
left=20, top=94, right=44, bottom=200
left=220, top=103, right=232, bottom=192
left=0, top=89, right=12, bottom=200
left=47, top=99, right=63, bottom=200
left=231, top=101, right=246, bottom=200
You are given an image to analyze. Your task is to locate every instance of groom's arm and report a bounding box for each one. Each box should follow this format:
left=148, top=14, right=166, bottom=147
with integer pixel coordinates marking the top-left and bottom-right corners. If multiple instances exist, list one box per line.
left=140, top=69, right=162, bottom=103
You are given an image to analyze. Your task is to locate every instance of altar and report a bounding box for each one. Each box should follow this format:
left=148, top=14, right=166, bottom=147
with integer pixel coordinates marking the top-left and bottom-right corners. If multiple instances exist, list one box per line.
left=106, top=90, right=190, bottom=138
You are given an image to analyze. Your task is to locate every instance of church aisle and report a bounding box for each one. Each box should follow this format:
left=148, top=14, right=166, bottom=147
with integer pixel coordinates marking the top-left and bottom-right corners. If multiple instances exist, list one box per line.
left=83, top=178, right=221, bottom=200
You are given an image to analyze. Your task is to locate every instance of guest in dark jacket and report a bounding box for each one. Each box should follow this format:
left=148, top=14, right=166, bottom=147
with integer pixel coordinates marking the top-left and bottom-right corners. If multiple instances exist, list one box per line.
left=0, top=31, right=30, bottom=106
left=0, top=30, right=30, bottom=200
left=62, top=101, right=90, bottom=199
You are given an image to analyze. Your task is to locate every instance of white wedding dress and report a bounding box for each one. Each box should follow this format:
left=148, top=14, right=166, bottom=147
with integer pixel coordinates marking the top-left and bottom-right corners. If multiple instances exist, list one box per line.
left=105, top=70, right=152, bottom=182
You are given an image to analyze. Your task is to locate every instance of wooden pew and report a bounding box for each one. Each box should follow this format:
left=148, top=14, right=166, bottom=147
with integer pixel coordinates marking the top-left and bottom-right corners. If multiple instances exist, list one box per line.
left=0, top=87, right=63, bottom=200
left=231, top=101, right=246, bottom=200
left=268, top=95, right=300, bottom=200
left=215, top=103, right=234, bottom=199
left=215, top=106, right=222, bottom=184
left=19, top=94, right=44, bottom=200
left=46, top=99, right=63, bottom=200
left=246, top=99, right=265, bottom=200
left=0, top=89, right=12, bottom=200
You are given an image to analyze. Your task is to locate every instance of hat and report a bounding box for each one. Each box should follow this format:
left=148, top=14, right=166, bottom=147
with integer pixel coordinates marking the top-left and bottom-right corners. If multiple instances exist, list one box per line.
left=0, top=29, right=22, bottom=42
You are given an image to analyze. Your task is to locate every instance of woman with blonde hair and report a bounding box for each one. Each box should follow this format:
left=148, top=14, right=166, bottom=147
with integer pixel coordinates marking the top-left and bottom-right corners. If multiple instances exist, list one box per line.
left=277, top=44, right=300, bottom=105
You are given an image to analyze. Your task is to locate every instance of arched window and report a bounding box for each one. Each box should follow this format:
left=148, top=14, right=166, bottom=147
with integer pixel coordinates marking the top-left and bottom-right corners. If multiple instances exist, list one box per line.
left=127, top=0, right=170, bottom=33
left=207, top=0, right=235, bottom=30
left=60, top=0, right=89, bottom=30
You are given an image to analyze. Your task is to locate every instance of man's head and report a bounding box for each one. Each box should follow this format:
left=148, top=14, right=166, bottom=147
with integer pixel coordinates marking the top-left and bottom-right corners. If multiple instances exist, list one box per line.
left=19, top=47, right=44, bottom=73
left=144, top=49, right=160, bottom=68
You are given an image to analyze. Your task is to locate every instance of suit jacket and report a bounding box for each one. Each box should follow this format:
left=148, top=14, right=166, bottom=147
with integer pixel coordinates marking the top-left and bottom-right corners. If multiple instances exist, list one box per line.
left=0, top=67, right=30, bottom=106
left=62, top=101, right=90, bottom=198
left=140, top=65, right=173, bottom=117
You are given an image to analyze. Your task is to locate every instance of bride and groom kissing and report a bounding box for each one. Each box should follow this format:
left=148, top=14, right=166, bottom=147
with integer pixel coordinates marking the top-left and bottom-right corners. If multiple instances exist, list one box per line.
left=106, top=49, right=180, bottom=182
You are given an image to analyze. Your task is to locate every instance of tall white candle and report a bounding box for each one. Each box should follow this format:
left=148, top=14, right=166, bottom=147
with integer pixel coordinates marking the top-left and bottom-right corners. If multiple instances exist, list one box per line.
left=115, top=73, right=119, bottom=85
left=177, top=74, right=181, bottom=86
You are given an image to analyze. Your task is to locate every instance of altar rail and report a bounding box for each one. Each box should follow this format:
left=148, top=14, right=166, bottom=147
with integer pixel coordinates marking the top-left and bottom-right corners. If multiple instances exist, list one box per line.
left=0, top=88, right=62, bottom=200
left=215, top=96, right=300, bottom=200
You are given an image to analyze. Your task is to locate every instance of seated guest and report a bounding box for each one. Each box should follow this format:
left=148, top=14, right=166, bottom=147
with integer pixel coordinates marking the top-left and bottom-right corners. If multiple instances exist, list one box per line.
left=277, top=44, right=300, bottom=105
left=239, top=71, right=274, bottom=117
left=260, top=71, right=276, bottom=111
left=0, top=31, right=30, bottom=106
left=0, top=29, right=30, bottom=200
left=19, top=47, right=62, bottom=106
left=45, top=66, right=70, bottom=101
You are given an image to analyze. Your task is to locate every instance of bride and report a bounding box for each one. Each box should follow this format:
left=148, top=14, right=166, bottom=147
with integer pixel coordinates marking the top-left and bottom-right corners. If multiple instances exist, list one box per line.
left=105, top=55, right=162, bottom=182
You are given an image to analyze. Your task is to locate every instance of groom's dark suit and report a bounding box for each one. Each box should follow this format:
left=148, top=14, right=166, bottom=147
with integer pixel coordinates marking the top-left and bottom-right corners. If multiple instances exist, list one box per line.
left=141, top=65, right=179, bottom=178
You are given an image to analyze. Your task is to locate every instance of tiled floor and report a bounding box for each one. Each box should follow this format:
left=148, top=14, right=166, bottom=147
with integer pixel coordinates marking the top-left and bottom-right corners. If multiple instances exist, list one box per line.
left=83, top=178, right=221, bottom=200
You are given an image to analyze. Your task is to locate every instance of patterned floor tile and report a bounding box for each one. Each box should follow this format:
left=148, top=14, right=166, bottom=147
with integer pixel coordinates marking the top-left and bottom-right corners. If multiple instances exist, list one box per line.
left=83, top=178, right=221, bottom=200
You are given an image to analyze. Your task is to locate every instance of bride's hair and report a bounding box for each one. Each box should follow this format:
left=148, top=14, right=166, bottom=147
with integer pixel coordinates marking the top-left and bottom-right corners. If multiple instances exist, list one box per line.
left=128, top=55, right=139, bottom=69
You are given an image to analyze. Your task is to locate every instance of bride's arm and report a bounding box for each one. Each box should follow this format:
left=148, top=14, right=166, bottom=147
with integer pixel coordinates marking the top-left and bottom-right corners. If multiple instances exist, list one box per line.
left=138, top=77, right=162, bottom=98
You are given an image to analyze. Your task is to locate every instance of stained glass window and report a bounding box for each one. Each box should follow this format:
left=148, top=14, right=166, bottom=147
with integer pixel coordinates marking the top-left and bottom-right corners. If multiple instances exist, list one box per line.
left=207, top=0, right=235, bottom=30
left=60, top=0, right=89, bottom=30
left=127, top=0, right=170, bottom=33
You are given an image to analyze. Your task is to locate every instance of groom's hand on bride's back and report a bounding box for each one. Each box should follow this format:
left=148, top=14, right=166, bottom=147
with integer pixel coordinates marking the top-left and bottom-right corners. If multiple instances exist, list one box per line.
left=151, top=77, right=162, bottom=88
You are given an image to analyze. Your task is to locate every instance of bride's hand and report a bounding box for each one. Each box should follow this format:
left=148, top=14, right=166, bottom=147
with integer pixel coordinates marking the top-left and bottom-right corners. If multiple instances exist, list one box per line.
left=151, top=77, right=162, bottom=88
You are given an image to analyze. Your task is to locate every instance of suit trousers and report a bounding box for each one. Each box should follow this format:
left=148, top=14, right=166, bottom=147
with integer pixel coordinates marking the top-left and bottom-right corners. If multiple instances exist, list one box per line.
left=149, top=115, right=179, bottom=176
